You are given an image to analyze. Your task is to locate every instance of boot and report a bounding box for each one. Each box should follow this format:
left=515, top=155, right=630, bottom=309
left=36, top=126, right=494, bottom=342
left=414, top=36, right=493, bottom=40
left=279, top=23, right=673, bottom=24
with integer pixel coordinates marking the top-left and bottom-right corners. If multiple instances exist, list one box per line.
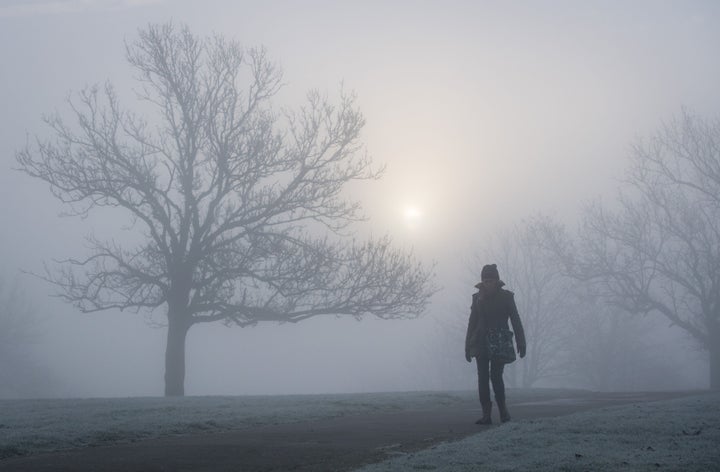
left=497, top=399, right=511, bottom=423
left=475, top=402, right=492, bottom=425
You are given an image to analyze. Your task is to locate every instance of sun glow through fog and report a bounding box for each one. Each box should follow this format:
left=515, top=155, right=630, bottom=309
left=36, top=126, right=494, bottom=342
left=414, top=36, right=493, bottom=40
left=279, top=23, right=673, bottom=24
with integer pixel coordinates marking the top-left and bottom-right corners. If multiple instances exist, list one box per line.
left=402, top=205, right=423, bottom=229
left=403, top=206, right=422, bottom=220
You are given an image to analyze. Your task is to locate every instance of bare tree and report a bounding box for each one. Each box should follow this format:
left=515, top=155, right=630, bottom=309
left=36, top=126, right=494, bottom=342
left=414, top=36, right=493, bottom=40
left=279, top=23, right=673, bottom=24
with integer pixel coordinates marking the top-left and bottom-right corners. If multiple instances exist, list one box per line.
left=423, top=219, right=576, bottom=391
left=477, top=219, right=573, bottom=388
left=537, top=110, right=720, bottom=390
left=16, top=23, right=435, bottom=396
left=0, top=278, right=51, bottom=398
left=560, top=289, right=656, bottom=391
left=0, top=279, right=36, bottom=350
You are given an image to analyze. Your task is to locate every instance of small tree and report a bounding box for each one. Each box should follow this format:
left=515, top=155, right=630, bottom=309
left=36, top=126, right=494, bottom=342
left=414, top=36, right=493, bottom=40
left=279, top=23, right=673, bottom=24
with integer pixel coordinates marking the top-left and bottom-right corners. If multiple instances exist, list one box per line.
left=561, top=290, right=655, bottom=390
left=478, top=219, right=573, bottom=388
left=17, top=23, right=434, bottom=396
left=537, top=110, right=720, bottom=390
left=424, top=219, right=576, bottom=390
left=0, top=279, right=36, bottom=349
left=0, top=278, right=50, bottom=398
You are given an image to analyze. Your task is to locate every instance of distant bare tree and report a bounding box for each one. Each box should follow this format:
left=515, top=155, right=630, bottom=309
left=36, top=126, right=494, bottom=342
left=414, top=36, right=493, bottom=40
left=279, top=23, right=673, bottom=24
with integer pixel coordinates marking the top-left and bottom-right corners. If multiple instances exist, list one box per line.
left=17, top=23, right=435, bottom=396
left=537, top=110, right=720, bottom=390
left=476, top=219, right=573, bottom=388
left=560, top=290, right=653, bottom=390
left=0, top=278, right=48, bottom=398
left=0, top=278, right=36, bottom=353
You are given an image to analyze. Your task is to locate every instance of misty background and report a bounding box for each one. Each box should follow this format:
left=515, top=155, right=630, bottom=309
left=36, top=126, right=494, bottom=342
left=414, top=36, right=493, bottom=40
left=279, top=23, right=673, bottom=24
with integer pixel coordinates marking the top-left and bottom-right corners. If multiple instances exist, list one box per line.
left=1, top=0, right=718, bottom=398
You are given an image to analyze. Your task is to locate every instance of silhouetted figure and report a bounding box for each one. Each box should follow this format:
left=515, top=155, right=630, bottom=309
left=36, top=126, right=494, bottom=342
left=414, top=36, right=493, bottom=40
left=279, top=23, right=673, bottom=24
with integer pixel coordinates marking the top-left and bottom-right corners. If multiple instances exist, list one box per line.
left=465, top=264, right=526, bottom=424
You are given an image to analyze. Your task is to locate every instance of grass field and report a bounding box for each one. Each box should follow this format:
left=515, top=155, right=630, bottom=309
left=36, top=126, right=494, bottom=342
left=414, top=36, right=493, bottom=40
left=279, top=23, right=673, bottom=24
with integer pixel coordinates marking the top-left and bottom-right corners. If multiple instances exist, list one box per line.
left=1, top=389, right=717, bottom=471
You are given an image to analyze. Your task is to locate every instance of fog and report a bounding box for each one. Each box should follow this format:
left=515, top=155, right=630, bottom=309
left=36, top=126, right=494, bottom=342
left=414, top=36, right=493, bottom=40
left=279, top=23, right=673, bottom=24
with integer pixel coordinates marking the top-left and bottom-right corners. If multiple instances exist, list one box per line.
left=1, top=0, right=718, bottom=398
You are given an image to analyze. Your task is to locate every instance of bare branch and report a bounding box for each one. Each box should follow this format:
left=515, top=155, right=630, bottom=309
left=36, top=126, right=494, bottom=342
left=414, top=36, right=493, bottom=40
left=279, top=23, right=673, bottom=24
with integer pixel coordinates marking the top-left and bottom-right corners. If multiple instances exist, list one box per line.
left=16, top=21, right=434, bottom=336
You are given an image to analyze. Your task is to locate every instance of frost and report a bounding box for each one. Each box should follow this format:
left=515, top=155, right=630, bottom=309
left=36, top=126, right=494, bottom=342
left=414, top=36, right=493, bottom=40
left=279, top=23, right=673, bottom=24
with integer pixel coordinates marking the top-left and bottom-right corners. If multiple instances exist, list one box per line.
left=355, top=393, right=720, bottom=472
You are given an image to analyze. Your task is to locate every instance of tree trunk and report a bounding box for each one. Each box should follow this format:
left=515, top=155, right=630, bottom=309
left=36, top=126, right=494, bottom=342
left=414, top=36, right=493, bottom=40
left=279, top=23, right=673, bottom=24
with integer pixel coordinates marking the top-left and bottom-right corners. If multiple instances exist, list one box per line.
left=165, top=315, right=190, bottom=396
left=710, top=339, right=720, bottom=391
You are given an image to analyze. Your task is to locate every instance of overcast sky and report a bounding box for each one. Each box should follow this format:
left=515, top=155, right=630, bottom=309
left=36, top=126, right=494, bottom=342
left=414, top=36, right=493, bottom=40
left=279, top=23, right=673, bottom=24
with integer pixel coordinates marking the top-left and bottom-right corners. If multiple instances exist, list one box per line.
left=1, top=0, right=718, bottom=396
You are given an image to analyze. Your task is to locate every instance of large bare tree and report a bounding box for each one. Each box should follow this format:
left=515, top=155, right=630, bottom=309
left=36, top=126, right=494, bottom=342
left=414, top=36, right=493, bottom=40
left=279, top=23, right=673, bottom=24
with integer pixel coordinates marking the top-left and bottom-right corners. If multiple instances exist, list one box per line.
left=17, top=23, right=434, bottom=396
left=537, top=110, right=720, bottom=390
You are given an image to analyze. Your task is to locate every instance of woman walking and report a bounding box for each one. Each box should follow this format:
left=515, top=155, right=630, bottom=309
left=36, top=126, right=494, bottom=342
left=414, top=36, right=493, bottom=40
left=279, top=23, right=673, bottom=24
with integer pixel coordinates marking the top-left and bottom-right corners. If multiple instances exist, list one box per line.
left=465, top=264, right=527, bottom=424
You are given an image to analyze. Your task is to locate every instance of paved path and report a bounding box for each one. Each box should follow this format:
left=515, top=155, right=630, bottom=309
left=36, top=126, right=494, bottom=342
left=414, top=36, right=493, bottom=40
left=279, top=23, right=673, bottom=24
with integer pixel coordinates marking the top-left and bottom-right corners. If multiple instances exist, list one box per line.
left=0, top=391, right=692, bottom=472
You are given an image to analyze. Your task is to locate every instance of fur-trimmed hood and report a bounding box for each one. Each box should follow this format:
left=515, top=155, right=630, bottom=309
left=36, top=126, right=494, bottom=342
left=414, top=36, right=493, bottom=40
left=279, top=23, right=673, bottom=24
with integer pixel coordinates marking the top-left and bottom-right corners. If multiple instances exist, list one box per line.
left=474, top=279, right=506, bottom=289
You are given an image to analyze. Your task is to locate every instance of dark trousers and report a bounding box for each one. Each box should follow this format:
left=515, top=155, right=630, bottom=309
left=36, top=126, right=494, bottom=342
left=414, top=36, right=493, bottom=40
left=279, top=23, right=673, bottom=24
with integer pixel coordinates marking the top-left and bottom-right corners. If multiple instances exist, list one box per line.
left=476, top=355, right=505, bottom=405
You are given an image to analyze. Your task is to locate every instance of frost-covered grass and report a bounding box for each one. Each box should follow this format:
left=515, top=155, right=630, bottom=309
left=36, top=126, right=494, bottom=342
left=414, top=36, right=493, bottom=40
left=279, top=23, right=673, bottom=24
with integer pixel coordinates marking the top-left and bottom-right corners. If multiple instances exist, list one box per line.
left=1, top=390, right=717, bottom=471
left=354, top=393, right=720, bottom=472
left=0, top=390, right=473, bottom=459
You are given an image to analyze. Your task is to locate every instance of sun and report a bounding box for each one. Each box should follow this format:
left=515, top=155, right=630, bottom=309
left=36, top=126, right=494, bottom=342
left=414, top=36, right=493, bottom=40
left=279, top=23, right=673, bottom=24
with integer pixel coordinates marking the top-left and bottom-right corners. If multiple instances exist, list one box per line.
left=403, top=205, right=423, bottom=223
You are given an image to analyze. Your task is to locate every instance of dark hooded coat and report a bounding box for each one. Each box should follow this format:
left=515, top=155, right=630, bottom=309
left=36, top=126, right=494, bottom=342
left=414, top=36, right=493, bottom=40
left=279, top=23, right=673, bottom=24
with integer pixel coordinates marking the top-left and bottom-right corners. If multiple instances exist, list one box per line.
left=465, top=281, right=527, bottom=359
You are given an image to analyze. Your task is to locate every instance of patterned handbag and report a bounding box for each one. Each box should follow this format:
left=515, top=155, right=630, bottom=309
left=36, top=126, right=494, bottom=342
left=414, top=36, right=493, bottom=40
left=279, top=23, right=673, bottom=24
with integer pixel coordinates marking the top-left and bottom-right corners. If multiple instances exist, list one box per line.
left=486, top=328, right=517, bottom=364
